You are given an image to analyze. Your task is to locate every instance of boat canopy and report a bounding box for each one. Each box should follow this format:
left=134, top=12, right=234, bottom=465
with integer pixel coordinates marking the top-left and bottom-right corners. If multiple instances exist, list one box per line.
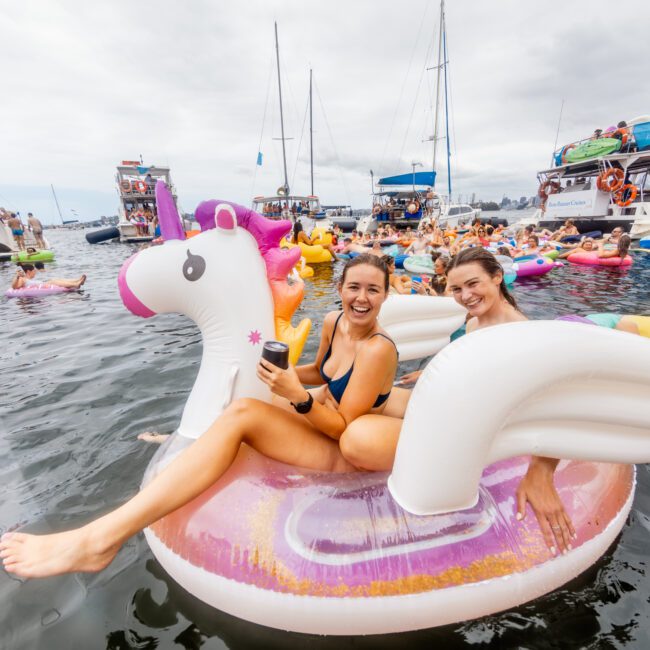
left=378, top=171, right=436, bottom=187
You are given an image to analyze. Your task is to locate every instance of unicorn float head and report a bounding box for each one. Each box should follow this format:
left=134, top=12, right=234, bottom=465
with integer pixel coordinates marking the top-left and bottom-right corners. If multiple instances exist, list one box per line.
left=117, top=181, right=310, bottom=439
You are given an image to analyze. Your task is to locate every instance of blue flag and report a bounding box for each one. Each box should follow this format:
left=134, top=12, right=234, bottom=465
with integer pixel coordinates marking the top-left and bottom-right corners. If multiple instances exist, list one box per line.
left=256, top=151, right=263, bottom=166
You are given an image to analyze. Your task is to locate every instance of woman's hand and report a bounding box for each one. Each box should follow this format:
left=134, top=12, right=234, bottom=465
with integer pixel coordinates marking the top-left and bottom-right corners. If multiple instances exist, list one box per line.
left=411, top=280, right=427, bottom=295
left=515, top=457, right=575, bottom=554
left=256, top=360, right=306, bottom=403
left=396, top=369, right=422, bottom=385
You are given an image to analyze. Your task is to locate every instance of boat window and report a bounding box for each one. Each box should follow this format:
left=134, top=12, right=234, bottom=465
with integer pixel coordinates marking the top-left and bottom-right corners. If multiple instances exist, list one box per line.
left=448, top=207, right=460, bottom=216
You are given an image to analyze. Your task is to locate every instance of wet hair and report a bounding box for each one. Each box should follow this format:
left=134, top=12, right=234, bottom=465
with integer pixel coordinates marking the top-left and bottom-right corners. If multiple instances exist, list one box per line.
left=616, top=234, right=631, bottom=259
left=34, top=261, right=45, bottom=270
left=446, top=247, right=519, bottom=310
left=291, top=221, right=303, bottom=243
left=340, top=253, right=390, bottom=292
left=20, top=263, right=35, bottom=272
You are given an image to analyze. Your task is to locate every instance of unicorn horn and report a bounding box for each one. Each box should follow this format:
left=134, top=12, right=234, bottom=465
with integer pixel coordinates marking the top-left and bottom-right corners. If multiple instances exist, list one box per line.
left=156, top=180, right=185, bottom=241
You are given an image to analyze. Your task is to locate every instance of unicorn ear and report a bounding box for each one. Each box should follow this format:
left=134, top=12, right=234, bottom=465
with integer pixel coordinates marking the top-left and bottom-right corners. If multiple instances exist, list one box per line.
left=215, top=204, right=236, bottom=231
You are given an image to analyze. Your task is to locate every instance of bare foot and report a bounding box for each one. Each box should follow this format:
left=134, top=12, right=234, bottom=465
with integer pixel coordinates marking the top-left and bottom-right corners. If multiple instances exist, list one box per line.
left=76, top=274, right=87, bottom=288
left=0, top=526, right=120, bottom=578
left=137, top=432, right=169, bottom=444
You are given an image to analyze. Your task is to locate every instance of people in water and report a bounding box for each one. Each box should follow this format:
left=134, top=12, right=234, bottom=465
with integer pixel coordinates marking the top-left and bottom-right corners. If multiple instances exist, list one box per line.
left=383, top=255, right=411, bottom=295
left=291, top=222, right=338, bottom=260
left=11, top=263, right=86, bottom=291
left=597, top=234, right=631, bottom=261
left=557, top=236, right=597, bottom=258
left=404, top=231, right=430, bottom=256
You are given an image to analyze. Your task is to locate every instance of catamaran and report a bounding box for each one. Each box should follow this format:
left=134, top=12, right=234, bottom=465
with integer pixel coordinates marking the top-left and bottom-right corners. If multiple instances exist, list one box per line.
left=358, top=0, right=480, bottom=234
left=252, top=25, right=332, bottom=234
left=521, top=115, right=650, bottom=239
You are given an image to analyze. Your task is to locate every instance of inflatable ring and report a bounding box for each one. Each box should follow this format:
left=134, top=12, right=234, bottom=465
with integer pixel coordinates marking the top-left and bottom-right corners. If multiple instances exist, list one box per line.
left=5, top=284, right=75, bottom=298
left=120, top=179, right=132, bottom=192
left=567, top=251, right=633, bottom=267
left=134, top=180, right=148, bottom=193
left=600, top=168, right=624, bottom=193
left=560, top=143, right=576, bottom=163
left=407, top=200, right=421, bottom=214
left=615, top=184, right=638, bottom=207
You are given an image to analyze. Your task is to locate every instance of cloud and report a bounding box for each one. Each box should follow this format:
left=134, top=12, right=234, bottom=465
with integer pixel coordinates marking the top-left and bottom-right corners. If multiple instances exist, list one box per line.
left=1, top=0, right=648, bottom=222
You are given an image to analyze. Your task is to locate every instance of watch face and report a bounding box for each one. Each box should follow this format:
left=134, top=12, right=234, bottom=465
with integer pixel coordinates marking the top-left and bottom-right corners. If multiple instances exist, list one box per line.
left=294, top=393, right=313, bottom=414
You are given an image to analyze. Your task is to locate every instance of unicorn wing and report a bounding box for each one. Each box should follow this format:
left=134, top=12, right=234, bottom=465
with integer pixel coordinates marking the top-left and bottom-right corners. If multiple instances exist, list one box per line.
left=389, top=320, right=650, bottom=515
left=378, top=295, right=467, bottom=361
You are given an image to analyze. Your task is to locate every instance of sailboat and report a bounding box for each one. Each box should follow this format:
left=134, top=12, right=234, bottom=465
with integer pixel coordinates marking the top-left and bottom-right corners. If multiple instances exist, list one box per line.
left=252, top=24, right=332, bottom=233
left=51, top=184, right=79, bottom=225
left=359, top=0, right=480, bottom=233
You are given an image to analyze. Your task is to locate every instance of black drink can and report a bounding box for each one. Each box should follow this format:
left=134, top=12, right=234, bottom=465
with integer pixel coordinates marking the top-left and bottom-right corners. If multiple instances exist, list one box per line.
left=261, top=340, right=289, bottom=370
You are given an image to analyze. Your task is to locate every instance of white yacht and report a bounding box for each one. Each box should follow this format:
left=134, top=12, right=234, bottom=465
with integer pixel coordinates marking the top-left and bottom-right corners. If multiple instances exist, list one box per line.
left=521, top=115, right=650, bottom=239
left=115, top=162, right=180, bottom=243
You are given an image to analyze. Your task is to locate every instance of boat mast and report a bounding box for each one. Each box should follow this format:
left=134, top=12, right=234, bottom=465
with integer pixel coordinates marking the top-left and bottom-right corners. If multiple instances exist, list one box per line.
left=51, top=184, right=64, bottom=224
left=431, top=0, right=444, bottom=179
left=442, top=5, right=452, bottom=198
left=274, top=22, right=290, bottom=196
left=310, top=68, right=314, bottom=196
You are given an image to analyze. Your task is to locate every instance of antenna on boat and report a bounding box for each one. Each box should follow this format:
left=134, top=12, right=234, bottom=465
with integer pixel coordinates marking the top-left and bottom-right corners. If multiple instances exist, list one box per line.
left=274, top=22, right=290, bottom=196
left=551, top=99, right=565, bottom=167
left=310, top=68, right=314, bottom=196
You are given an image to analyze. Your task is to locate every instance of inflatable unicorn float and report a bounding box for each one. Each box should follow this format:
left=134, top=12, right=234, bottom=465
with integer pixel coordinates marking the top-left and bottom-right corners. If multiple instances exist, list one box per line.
left=116, top=182, right=650, bottom=635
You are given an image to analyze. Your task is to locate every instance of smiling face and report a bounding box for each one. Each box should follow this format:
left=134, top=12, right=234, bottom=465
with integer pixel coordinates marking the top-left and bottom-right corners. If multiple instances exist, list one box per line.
left=447, top=262, right=502, bottom=317
left=338, top=263, right=388, bottom=325
left=434, top=257, right=446, bottom=275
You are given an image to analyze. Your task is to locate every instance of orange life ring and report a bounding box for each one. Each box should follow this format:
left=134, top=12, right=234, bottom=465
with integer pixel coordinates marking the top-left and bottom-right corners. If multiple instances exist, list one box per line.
left=120, top=179, right=132, bottom=192
left=600, top=168, right=624, bottom=193
left=615, top=184, right=638, bottom=207
left=134, top=180, right=148, bottom=193
left=407, top=200, right=421, bottom=214
left=611, top=128, right=629, bottom=146
left=537, top=180, right=560, bottom=200
left=561, top=144, right=576, bottom=164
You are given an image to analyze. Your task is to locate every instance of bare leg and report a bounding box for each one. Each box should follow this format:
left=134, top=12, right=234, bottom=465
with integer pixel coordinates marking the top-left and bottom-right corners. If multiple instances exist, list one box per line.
left=0, top=398, right=354, bottom=578
left=137, top=432, right=169, bottom=444
left=339, top=414, right=402, bottom=471
left=45, top=275, right=86, bottom=289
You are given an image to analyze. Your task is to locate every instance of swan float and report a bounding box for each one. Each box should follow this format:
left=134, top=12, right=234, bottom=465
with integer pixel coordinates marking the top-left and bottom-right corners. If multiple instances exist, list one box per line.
left=116, top=182, right=650, bottom=634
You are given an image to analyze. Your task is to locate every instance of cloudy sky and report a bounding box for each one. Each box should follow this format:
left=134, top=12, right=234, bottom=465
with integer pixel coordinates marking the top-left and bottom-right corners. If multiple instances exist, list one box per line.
left=1, top=0, right=648, bottom=223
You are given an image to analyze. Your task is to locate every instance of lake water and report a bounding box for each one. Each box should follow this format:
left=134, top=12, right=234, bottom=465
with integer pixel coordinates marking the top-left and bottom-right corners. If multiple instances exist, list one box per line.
left=1, top=229, right=649, bottom=649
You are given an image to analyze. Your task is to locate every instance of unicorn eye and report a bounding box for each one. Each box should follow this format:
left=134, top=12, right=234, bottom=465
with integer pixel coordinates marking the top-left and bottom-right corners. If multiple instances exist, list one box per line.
left=183, top=250, right=206, bottom=282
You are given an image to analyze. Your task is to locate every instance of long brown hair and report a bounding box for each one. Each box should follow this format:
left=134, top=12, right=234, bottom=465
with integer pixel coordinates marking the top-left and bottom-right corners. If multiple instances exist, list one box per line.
left=616, top=234, right=631, bottom=259
left=340, top=253, right=390, bottom=292
left=446, top=248, right=519, bottom=310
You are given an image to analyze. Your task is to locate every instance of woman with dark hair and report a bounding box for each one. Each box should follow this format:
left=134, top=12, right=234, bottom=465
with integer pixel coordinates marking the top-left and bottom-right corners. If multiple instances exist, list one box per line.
left=291, top=221, right=338, bottom=259
left=597, top=234, right=631, bottom=262
left=382, top=254, right=411, bottom=294
left=1, top=255, right=400, bottom=578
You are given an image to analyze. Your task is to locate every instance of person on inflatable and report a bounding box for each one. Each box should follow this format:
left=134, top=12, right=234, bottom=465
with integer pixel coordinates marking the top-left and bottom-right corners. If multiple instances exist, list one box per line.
left=10, top=263, right=86, bottom=291
left=0, top=255, right=400, bottom=577
left=394, top=249, right=575, bottom=551
left=383, top=255, right=411, bottom=295
left=291, top=221, right=338, bottom=260
left=597, top=234, right=631, bottom=261
left=557, top=236, right=597, bottom=259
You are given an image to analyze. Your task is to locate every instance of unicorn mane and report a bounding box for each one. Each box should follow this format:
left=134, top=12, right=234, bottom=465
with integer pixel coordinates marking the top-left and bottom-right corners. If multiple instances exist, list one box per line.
left=194, top=200, right=311, bottom=364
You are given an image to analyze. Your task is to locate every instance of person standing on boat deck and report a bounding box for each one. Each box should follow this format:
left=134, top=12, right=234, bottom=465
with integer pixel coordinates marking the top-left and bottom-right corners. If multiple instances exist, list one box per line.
left=27, top=213, right=46, bottom=249
left=8, top=213, right=25, bottom=250
left=145, top=173, right=155, bottom=195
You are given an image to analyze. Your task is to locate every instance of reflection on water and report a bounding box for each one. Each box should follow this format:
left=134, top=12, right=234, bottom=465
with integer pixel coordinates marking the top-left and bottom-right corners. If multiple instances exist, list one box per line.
left=0, top=230, right=648, bottom=648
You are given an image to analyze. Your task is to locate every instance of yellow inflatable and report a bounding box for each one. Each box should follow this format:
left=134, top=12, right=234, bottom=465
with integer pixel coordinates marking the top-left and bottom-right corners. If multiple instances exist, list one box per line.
left=281, top=230, right=333, bottom=264
left=294, top=257, right=314, bottom=279
left=626, top=315, right=650, bottom=338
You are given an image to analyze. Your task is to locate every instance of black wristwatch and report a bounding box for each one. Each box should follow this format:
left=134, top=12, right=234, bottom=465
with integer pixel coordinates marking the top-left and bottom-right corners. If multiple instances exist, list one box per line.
left=291, top=392, right=314, bottom=414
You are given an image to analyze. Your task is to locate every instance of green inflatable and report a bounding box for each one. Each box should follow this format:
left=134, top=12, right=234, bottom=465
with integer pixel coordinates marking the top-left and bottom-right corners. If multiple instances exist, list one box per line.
left=11, top=250, right=55, bottom=263
left=565, top=137, right=621, bottom=163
